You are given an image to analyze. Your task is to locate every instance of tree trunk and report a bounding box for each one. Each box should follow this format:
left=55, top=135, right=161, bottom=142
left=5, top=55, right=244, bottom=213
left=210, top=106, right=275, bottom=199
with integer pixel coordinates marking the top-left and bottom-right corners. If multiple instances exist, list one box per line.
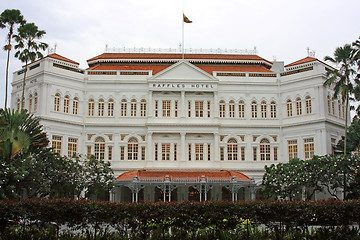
left=4, top=42, right=11, bottom=108
left=20, top=62, right=28, bottom=110
left=344, top=94, right=349, bottom=155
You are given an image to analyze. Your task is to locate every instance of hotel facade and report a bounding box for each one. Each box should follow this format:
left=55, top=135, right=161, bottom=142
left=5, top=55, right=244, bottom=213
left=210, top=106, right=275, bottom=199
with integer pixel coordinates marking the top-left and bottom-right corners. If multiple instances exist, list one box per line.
left=11, top=48, right=346, bottom=201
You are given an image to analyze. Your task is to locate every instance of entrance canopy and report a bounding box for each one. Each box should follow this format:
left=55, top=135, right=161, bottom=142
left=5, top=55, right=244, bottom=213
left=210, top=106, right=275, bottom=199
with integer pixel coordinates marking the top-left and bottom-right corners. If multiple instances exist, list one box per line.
left=115, top=170, right=256, bottom=202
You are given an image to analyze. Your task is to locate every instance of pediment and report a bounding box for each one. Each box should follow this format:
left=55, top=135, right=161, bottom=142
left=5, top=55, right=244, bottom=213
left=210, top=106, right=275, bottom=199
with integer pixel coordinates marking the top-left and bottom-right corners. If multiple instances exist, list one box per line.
left=151, top=60, right=217, bottom=82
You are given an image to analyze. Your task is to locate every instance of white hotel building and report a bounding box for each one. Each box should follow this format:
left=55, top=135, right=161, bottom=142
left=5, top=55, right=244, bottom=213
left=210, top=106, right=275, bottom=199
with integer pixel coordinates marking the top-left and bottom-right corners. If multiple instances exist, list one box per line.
left=11, top=49, right=346, bottom=201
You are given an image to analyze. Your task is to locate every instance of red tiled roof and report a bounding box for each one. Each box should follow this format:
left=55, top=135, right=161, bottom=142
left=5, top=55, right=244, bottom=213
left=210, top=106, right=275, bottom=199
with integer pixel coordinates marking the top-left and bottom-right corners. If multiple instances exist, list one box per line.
left=47, top=53, right=79, bottom=65
left=87, top=64, right=273, bottom=75
left=285, top=57, right=317, bottom=67
left=87, top=53, right=272, bottom=64
left=117, top=170, right=251, bottom=181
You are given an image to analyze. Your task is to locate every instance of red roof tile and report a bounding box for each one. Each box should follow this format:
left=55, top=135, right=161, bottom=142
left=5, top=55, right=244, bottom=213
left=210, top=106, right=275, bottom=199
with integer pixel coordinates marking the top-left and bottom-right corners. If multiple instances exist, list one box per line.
left=117, top=170, right=251, bottom=181
left=87, top=53, right=272, bottom=64
left=87, top=64, right=273, bottom=75
left=285, top=57, right=317, bottom=67
left=47, top=53, right=79, bottom=65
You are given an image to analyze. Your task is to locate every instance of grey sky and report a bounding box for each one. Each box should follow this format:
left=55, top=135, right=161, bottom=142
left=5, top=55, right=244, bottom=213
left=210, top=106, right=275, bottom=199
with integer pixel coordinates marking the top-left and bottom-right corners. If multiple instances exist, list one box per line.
left=0, top=0, right=359, bottom=108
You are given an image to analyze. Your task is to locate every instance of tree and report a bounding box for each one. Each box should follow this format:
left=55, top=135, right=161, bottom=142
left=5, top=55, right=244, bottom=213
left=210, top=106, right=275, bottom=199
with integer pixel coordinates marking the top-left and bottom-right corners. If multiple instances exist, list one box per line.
left=336, top=117, right=360, bottom=154
left=323, top=44, right=359, bottom=155
left=13, top=23, right=47, bottom=110
left=0, top=9, right=25, bottom=108
left=84, top=156, right=114, bottom=201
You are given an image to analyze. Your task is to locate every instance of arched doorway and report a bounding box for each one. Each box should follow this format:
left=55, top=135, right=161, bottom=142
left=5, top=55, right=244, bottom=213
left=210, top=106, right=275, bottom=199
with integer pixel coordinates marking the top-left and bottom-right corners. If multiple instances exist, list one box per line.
left=222, top=187, right=231, bottom=201
left=188, top=186, right=199, bottom=201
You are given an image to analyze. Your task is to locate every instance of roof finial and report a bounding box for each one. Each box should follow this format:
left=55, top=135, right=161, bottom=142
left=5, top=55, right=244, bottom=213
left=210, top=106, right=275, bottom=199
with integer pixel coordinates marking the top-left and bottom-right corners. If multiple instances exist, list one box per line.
left=307, top=47, right=316, bottom=57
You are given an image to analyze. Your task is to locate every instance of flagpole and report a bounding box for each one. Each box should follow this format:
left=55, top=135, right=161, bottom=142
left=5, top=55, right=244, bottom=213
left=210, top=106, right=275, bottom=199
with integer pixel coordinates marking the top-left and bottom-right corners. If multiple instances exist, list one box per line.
left=182, top=11, right=185, bottom=60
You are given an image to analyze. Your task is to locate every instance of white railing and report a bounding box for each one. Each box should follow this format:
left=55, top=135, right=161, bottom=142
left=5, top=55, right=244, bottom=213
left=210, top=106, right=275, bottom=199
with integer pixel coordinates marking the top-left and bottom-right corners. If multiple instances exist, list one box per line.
left=104, top=46, right=257, bottom=55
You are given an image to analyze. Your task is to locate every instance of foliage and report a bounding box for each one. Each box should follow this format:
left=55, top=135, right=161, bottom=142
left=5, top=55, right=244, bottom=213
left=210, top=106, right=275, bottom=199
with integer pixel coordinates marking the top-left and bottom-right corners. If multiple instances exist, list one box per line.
left=83, top=156, right=114, bottom=200
left=336, top=116, right=360, bottom=154
left=1, top=199, right=360, bottom=239
left=0, top=9, right=26, bottom=108
left=323, top=42, right=359, bottom=154
left=13, top=22, right=47, bottom=109
left=263, top=154, right=360, bottom=200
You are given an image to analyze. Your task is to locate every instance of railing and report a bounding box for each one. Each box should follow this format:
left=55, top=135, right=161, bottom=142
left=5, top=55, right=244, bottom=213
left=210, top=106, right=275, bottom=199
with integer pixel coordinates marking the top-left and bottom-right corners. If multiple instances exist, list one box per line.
left=105, top=46, right=258, bottom=55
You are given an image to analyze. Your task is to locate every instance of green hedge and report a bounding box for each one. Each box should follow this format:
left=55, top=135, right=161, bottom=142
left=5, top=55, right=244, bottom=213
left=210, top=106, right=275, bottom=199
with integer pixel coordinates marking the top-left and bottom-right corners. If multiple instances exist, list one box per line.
left=1, top=199, right=359, bottom=232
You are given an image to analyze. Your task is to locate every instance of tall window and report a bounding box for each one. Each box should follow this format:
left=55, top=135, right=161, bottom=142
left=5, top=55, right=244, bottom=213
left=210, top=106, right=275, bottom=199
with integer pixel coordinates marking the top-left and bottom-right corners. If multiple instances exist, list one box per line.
left=17, top=98, right=20, bottom=111
left=68, top=138, right=78, bottom=157
left=220, top=147, right=224, bottom=161
left=327, top=95, right=331, bottom=114
left=274, top=147, right=278, bottom=161
left=174, top=100, right=178, bottom=117
left=130, top=99, right=137, bottom=117
left=251, top=101, right=257, bottom=118
left=174, top=144, right=177, bottom=161
left=288, top=140, right=298, bottom=160
left=207, top=101, right=211, bottom=118
left=127, top=138, right=138, bottom=160
left=296, top=97, right=302, bottom=115
left=286, top=99, right=292, bottom=117
left=120, top=146, right=125, bottom=160
left=73, top=97, right=79, bottom=115
left=331, top=97, right=335, bottom=115
left=34, top=93, right=38, bottom=112
left=64, top=95, right=70, bottom=113
left=141, top=146, right=146, bottom=160
left=195, top=144, right=204, bottom=160
left=140, top=99, right=147, bottom=117
left=241, top=147, right=245, bottom=161
left=207, top=144, right=211, bottom=161
left=121, top=99, right=127, bottom=116
left=261, top=101, right=267, bottom=118
left=260, top=138, right=270, bottom=161
left=108, top=99, right=114, bottom=117
left=88, top=99, right=95, bottom=116
left=154, top=100, right=158, bottom=117
left=253, top=147, right=257, bottom=161
left=219, top=100, right=225, bottom=118
left=94, top=137, right=105, bottom=160
left=304, top=138, right=314, bottom=160
left=28, top=94, right=32, bottom=112
left=338, top=99, right=342, bottom=118
left=52, top=135, right=62, bottom=154
left=154, top=143, right=158, bottom=161
left=239, top=100, right=245, bottom=118
left=98, top=99, right=104, bottom=116
left=270, top=101, right=277, bottom=118
left=162, top=100, right=171, bottom=117
left=162, top=143, right=170, bottom=160
left=108, top=146, right=113, bottom=160
left=188, top=144, right=192, bottom=161
left=305, top=96, right=312, bottom=114
left=54, top=93, right=60, bottom=112
left=188, top=100, right=192, bottom=117
left=229, top=100, right=235, bottom=118
left=195, top=101, right=204, bottom=117
left=227, top=139, right=238, bottom=160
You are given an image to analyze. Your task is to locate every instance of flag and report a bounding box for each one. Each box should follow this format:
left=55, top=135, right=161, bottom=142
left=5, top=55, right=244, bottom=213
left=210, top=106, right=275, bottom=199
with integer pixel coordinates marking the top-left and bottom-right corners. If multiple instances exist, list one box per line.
left=183, top=14, right=192, bottom=23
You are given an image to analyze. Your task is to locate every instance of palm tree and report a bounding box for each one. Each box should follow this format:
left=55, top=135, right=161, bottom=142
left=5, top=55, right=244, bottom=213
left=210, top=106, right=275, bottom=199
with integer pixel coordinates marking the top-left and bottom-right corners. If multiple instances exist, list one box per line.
left=0, top=9, right=25, bottom=108
left=324, top=44, right=359, bottom=155
left=13, top=23, right=47, bottom=110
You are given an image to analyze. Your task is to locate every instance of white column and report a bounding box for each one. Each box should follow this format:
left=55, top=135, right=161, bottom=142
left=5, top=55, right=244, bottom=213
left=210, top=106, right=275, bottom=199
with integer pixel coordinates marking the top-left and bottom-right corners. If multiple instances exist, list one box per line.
left=214, top=133, right=219, bottom=161
left=147, top=132, right=153, bottom=161
left=180, top=132, right=186, bottom=161
left=148, top=90, right=153, bottom=117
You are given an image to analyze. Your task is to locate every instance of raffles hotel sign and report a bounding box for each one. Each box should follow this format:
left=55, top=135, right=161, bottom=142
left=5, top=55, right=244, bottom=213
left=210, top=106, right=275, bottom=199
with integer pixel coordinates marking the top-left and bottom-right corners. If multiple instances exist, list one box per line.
left=149, top=82, right=217, bottom=91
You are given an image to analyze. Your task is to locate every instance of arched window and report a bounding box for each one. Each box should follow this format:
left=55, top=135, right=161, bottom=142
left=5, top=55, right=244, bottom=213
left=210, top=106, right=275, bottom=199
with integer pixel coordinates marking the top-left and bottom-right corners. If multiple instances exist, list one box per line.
left=108, top=99, right=114, bottom=117
left=260, top=138, right=270, bottom=161
left=227, top=138, right=238, bottom=161
left=98, top=99, right=104, bottom=116
left=140, top=99, right=147, bottom=117
left=270, top=101, right=277, bottom=118
left=229, top=100, right=235, bottom=118
left=238, top=100, right=245, bottom=118
left=88, top=99, right=95, bottom=116
left=64, top=95, right=70, bottom=113
left=296, top=97, right=302, bottom=115
left=286, top=99, right=292, bottom=117
left=219, top=100, right=225, bottom=118
left=130, top=99, right=137, bottom=117
left=34, top=92, right=38, bottom=112
left=251, top=101, right=257, bottom=118
left=305, top=96, right=312, bottom=114
left=28, top=94, right=33, bottom=112
left=261, top=101, right=267, bottom=118
left=54, top=93, right=60, bottom=112
left=94, top=137, right=105, bottom=160
left=128, top=138, right=138, bottom=160
left=73, top=97, right=79, bottom=115
left=121, top=99, right=127, bottom=116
